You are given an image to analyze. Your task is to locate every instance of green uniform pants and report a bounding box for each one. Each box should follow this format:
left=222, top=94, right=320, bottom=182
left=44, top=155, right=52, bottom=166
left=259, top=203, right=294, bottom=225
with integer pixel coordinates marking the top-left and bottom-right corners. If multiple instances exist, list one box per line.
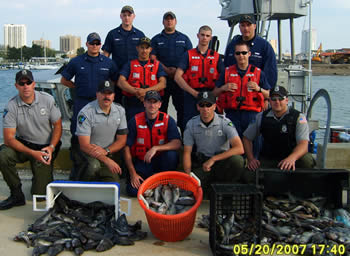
left=79, top=152, right=120, bottom=182
left=0, top=145, right=53, bottom=195
left=191, top=154, right=244, bottom=198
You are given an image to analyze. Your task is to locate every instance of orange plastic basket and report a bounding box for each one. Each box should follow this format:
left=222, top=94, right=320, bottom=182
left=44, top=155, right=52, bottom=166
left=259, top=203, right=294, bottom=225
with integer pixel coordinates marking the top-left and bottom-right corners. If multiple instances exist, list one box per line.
left=137, top=171, right=203, bottom=242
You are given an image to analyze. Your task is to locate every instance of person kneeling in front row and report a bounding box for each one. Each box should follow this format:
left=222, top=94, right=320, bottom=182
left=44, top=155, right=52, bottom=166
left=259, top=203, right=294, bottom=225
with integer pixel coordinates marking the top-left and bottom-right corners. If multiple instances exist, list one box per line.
left=183, top=91, right=245, bottom=198
left=124, top=90, right=181, bottom=196
left=242, top=86, right=315, bottom=183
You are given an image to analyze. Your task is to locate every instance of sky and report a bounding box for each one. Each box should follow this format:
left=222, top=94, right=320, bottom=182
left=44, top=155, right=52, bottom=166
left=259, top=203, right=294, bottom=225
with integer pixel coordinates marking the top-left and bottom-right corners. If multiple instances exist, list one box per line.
left=1, top=0, right=349, bottom=54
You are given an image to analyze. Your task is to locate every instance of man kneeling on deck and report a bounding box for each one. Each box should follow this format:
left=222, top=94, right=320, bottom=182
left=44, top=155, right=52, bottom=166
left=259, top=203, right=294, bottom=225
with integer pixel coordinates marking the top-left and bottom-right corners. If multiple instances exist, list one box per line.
left=183, top=91, right=245, bottom=198
left=0, top=70, right=62, bottom=210
left=124, top=90, right=181, bottom=196
left=76, top=80, right=128, bottom=181
left=242, top=86, right=315, bottom=181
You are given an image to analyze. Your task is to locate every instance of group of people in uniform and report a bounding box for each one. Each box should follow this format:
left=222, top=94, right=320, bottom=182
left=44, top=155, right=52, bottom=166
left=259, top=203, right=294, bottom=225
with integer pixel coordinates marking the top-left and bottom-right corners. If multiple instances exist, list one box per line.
left=0, top=5, right=316, bottom=209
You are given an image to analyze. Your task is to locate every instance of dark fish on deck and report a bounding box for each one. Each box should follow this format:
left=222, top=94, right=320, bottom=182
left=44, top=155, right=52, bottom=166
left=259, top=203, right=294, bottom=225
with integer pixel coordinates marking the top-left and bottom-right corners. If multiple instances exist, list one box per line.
left=32, top=245, right=49, bottom=256
left=96, top=238, right=114, bottom=252
left=113, top=214, right=129, bottom=236
left=47, top=244, right=64, bottom=256
left=74, top=247, right=84, bottom=256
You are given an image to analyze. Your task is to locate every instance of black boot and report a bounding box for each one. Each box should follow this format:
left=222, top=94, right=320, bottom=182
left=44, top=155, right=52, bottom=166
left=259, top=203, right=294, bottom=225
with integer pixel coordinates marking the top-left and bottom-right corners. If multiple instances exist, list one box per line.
left=0, top=186, right=25, bottom=210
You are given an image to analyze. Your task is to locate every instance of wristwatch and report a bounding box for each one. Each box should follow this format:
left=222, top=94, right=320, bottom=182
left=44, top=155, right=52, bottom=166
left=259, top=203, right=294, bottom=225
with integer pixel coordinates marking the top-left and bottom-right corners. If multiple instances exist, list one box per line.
left=259, top=87, right=262, bottom=92
left=49, top=144, right=55, bottom=152
left=105, top=147, right=111, bottom=156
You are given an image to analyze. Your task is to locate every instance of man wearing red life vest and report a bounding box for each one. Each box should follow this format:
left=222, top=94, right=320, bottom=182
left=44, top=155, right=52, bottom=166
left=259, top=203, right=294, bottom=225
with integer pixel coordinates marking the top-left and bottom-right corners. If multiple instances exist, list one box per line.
left=214, top=40, right=271, bottom=137
left=124, top=90, right=181, bottom=196
left=174, top=25, right=224, bottom=131
left=118, top=37, right=167, bottom=121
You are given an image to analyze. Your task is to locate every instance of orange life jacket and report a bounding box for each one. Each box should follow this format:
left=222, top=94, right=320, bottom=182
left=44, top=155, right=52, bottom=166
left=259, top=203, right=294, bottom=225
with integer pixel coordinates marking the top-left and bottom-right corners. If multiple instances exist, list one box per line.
left=217, top=64, right=264, bottom=112
left=185, top=48, right=219, bottom=90
left=124, top=59, right=163, bottom=96
left=131, top=111, right=169, bottom=161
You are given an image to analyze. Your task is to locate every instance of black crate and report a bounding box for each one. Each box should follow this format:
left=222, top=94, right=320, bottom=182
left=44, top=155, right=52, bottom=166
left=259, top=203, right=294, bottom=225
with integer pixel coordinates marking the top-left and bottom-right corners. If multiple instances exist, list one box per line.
left=209, top=184, right=262, bottom=256
left=257, top=168, right=350, bottom=209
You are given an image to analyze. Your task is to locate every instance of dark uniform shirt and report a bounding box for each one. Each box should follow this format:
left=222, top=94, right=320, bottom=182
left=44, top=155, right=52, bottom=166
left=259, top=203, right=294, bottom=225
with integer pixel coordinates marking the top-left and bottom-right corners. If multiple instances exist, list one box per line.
left=102, top=25, right=145, bottom=69
left=126, top=114, right=181, bottom=147
left=151, top=30, right=192, bottom=68
left=224, top=35, right=277, bottom=88
left=61, top=53, right=118, bottom=99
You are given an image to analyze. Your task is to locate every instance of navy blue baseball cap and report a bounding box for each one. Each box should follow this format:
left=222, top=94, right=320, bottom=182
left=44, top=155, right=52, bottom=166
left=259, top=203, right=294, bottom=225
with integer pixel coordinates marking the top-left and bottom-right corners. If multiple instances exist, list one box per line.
left=16, top=69, right=34, bottom=83
left=98, top=80, right=115, bottom=93
left=87, top=32, right=101, bottom=43
left=145, top=90, right=161, bottom=101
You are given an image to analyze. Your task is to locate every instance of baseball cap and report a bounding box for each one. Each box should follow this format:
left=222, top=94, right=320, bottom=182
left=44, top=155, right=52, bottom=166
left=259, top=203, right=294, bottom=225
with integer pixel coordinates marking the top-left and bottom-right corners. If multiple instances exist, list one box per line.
left=239, top=14, right=256, bottom=24
left=163, top=11, right=176, bottom=20
left=87, top=32, right=101, bottom=43
left=97, top=80, right=115, bottom=93
left=270, top=86, right=288, bottom=98
left=16, top=69, right=34, bottom=83
left=144, top=90, right=161, bottom=102
left=121, top=5, right=134, bottom=14
left=197, top=91, right=216, bottom=104
left=138, top=37, right=151, bottom=47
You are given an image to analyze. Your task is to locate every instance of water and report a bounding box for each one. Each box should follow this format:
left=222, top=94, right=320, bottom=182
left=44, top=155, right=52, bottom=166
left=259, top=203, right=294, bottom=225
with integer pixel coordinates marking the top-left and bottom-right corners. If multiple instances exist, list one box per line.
left=0, top=69, right=349, bottom=141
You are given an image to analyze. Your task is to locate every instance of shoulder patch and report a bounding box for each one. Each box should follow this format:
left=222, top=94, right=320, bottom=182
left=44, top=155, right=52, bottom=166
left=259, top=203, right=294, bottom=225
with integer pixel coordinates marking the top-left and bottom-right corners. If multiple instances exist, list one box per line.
left=78, top=115, right=86, bottom=125
left=299, top=116, right=307, bottom=124
left=228, top=122, right=233, bottom=127
left=3, top=109, right=8, bottom=118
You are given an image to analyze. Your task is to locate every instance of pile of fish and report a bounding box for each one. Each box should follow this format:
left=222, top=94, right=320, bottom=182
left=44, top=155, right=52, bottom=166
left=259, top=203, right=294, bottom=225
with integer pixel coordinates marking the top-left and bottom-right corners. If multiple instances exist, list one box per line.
left=197, top=195, right=350, bottom=255
left=142, top=183, right=196, bottom=215
left=13, top=193, right=147, bottom=256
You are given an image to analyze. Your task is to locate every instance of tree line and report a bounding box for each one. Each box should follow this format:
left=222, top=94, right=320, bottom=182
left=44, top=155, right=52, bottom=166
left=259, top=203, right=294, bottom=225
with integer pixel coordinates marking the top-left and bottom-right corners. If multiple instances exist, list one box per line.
left=1, top=45, right=86, bottom=61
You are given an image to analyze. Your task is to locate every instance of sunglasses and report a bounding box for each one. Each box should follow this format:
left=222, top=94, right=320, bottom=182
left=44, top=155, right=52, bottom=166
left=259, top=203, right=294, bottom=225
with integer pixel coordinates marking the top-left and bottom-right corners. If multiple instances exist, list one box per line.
left=89, top=42, right=101, bottom=46
left=270, top=96, right=286, bottom=101
left=235, top=51, right=248, bottom=56
left=198, top=102, right=213, bottom=108
left=18, top=81, right=32, bottom=86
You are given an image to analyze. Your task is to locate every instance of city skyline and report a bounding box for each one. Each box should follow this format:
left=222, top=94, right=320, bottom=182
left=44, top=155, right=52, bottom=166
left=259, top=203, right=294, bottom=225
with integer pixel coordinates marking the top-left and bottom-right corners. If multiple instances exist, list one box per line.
left=1, top=0, right=348, bottom=54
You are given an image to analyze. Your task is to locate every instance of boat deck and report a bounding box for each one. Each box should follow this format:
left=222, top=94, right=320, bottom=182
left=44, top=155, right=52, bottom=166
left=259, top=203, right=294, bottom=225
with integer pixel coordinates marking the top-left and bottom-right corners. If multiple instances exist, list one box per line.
left=0, top=171, right=213, bottom=256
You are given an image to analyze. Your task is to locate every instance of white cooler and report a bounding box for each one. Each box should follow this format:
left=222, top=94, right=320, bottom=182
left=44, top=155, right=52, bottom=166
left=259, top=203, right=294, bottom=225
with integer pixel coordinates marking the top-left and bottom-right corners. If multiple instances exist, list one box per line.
left=33, top=181, right=131, bottom=218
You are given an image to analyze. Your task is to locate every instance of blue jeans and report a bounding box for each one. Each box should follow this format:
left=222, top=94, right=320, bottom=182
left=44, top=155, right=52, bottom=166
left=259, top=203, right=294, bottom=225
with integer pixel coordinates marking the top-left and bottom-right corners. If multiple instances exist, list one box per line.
left=126, top=150, right=179, bottom=196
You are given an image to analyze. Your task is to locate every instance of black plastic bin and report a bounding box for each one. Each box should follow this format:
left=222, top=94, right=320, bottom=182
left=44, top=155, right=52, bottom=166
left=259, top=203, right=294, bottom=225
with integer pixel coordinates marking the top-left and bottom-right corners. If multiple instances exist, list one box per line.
left=209, top=184, right=262, bottom=256
left=257, top=168, right=350, bottom=209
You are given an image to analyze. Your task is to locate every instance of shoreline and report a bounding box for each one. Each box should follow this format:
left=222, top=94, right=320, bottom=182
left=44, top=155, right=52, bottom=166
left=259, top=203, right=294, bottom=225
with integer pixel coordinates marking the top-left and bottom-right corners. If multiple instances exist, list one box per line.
left=303, top=64, right=350, bottom=76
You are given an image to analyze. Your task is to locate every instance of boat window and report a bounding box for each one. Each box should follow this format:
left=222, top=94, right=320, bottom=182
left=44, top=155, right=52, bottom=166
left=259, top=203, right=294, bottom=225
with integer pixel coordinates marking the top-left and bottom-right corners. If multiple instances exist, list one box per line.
left=63, top=88, right=73, bottom=117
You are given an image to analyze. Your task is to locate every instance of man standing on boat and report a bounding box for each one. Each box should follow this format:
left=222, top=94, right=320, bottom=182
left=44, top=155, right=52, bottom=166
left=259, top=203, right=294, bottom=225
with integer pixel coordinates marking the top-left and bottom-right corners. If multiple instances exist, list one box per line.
left=151, top=11, right=193, bottom=133
left=214, top=40, right=270, bottom=137
left=183, top=91, right=244, bottom=198
left=242, top=86, right=315, bottom=176
left=224, top=15, right=277, bottom=89
left=103, top=5, right=145, bottom=104
left=75, top=80, right=128, bottom=181
left=174, top=25, right=224, bottom=130
left=124, top=90, right=181, bottom=196
left=118, top=37, right=167, bottom=121
left=60, top=32, right=118, bottom=180
left=0, top=70, right=62, bottom=210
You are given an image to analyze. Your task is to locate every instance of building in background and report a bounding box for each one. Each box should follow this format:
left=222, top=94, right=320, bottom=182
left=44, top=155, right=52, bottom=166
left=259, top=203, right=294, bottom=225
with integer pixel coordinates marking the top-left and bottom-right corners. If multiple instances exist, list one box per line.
left=59, top=35, right=81, bottom=56
left=4, top=24, right=27, bottom=48
left=32, top=38, right=51, bottom=49
left=301, top=29, right=317, bottom=54
left=269, top=39, right=278, bottom=54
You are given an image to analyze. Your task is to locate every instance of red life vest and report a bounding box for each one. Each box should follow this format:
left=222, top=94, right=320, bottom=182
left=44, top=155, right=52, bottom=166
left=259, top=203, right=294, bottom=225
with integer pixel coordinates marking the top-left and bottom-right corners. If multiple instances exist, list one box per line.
left=185, top=48, right=220, bottom=89
left=217, top=64, right=264, bottom=112
left=131, top=111, right=169, bottom=161
left=124, top=59, right=163, bottom=97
